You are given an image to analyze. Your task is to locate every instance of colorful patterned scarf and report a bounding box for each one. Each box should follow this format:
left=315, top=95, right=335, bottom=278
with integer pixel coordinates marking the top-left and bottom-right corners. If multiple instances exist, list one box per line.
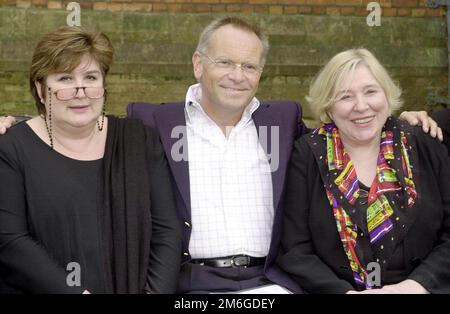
left=319, top=122, right=417, bottom=288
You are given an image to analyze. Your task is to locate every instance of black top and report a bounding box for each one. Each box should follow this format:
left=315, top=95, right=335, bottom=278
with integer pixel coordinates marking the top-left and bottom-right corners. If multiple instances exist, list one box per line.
left=354, top=183, right=407, bottom=282
left=432, top=109, right=450, bottom=154
left=277, top=120, right=450, bottom=294
left=0, top=123, right=103, bottom=293
left=0, top=118, right=182, bottom=294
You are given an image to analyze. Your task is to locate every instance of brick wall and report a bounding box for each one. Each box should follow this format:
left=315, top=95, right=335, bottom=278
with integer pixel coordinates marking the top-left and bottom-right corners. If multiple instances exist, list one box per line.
left=0, top=2, right=448, bottom=126
left=2, top=0, right=446, bottom=17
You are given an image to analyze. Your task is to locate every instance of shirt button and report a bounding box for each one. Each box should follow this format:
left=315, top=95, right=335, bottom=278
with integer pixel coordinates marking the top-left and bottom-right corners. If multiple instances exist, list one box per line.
left=183, top=252, right=189, bottom=256
left=184, top=221, right=191, bottom=228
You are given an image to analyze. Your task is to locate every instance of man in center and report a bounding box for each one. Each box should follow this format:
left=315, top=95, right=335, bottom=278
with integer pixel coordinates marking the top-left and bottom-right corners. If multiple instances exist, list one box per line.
left=130, top=17, right=304, bottom=293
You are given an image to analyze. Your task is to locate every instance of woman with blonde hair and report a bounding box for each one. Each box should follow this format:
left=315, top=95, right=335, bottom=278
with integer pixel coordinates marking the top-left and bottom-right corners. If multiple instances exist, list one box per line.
left=277, top=48, right=450, bottom=294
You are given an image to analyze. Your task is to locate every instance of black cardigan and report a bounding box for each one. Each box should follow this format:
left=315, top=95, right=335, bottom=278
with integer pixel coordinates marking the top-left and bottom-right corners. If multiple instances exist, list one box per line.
left=277, top=123, right=450, bottom=294
left=99, top=117, right=182, bottom=293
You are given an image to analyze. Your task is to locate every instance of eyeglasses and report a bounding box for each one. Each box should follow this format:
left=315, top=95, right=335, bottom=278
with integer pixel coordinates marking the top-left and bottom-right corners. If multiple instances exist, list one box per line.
left=51, top=87, right=106, bottom=101
left=198, top=51, right=263, bottom=75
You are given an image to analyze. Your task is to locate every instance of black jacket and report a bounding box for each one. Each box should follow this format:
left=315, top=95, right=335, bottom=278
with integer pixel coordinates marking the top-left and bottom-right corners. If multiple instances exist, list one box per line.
left=277, top=122, right=450, bottom=294
left=432, top=109, right=450, bottom=155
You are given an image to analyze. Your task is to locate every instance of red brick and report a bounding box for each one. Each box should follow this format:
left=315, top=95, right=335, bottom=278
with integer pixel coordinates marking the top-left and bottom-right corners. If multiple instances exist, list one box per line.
left=220, top=0, right=246, bottom=3
left=362, top=0, right=392, bottom=8
left=16, top=0, right=31, bottom=8
left=227, top=4, right=241, bottom=12
left=426, top=8, right=444, bottom=17
left=326, top=6, right=340, bottom=15
left=107, top=3, right=123, bottom=12
left=75, top=1, right=93, bottom=9
left=355, top=7, right=367, bottom=16
left=47, top=1, right=63, bottom=9
left=278, top=0, right=306, bottom=4
left=181, top=4, right=195, bottom=12
left=398, top=8, right=411, bottom=16
left=392, top=0, right=417, bottom=7
left=340, top=6, right=355, bottom=15
left=312, top=6, right=327, bottom=14
left=152, top=3, right=167, bottom=12
left=122, top=3, right=151, bottom=11
left=211, top=4, right=226, bottom=12
left=411, top=8, right=426, bottom=17
left=336, top=0, right=361, bottom=5
left=381, top=0, right=393, bottom=8
left=167, top=4, right=183, bottom=12
left=241, top=4, right=254, bottom=13
left=269, top=5, right=283, bottom=14
left=249, top=0, right=274, bottom=4
left=2, top=0, right=16, bottom=6
left=32, top=0, right=46, bottom=6
left=195, top=4, right=210, bottom=12
left=298, top=5, right=312, bottom=14
left=93, top=2, right=107, bottom=10
left=383, top=8, right=397, bottom=17
left=284, top=6, right=298, bottom=14
left=254, top=4, right=269, bottom=13
left=307, top=0, right=335, bottom=5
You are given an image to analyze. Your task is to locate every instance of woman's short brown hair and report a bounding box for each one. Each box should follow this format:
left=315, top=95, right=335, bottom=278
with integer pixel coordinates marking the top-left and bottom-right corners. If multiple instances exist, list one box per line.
left=29, top=26, right=114, bottom=114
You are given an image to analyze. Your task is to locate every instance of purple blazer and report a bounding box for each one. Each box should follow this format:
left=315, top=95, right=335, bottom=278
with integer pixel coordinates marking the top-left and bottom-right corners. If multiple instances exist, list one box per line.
left=127, top=100, right=307, bottom=293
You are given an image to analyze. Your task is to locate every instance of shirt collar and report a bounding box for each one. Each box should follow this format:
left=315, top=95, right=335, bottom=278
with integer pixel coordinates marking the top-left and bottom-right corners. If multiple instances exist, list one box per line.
left=184, top=83, right=260, bottom=126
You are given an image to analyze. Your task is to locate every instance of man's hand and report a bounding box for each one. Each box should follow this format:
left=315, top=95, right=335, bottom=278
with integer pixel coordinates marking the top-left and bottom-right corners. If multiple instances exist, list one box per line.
left=399, top=110, right=443, bottom=141
left=0, top=116, right=16, bottom=135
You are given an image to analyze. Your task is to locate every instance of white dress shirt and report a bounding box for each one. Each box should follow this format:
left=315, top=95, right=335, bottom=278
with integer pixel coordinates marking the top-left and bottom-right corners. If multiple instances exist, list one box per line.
left=185, top=83, right=274, bottom=259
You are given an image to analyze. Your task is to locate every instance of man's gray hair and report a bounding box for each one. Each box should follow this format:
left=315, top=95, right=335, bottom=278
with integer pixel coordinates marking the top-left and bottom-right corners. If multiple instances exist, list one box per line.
left=196, top=17, right=270, bottom=66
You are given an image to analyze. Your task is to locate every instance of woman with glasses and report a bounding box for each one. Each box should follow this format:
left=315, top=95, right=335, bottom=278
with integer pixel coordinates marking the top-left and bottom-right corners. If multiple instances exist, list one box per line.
left=0, top=26, right=181, bottom=293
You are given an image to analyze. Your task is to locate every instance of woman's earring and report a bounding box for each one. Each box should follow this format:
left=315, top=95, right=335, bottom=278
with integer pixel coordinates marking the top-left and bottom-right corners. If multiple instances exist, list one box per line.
left=97, top=102, right=105, bottom=131
left=43, top=87, right=53, bottom=149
